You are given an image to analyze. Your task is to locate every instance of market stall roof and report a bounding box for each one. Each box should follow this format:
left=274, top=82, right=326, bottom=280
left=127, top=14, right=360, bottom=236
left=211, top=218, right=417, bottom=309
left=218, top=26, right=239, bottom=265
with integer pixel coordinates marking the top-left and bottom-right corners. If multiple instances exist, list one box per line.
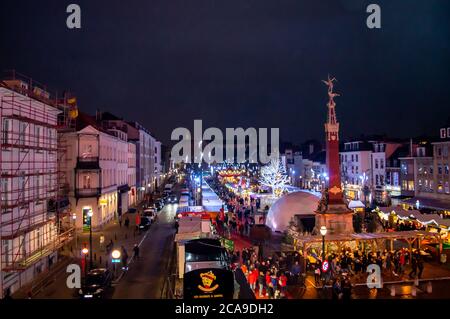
left=178, top=216, right=202, bottom=233
left=348, top=200, right=365, bottom=209
left=293, top=230, right=440, bottom=244
left=202, top=179, right=225, bottom=212
left=402, top=197, right=450, bottom=211
left=374, top=206, right=399, bottom=215
left=176, top=206, right=204, bottom=213
left=374, top=206, right=450, bottom=227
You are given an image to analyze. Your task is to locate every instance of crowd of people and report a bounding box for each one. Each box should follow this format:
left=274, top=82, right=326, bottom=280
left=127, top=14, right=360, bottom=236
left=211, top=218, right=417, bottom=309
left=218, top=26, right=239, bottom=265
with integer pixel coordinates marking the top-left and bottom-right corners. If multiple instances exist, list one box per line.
left=306, top=247, right=426, bottom=285
left=207, top=175, right=430, bottom=300
left=208, top=177, right=264, bottom=238
left=237, top=248, right=304, bottom=299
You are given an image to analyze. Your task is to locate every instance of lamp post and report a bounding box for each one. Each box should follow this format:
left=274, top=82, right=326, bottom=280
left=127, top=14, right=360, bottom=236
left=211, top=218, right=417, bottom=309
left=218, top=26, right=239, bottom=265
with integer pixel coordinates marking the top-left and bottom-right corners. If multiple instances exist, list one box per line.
left=111, top=249, right=121, bottom=279
left=81, top=247, right=89, bottom=277
left=320, top=225, right=327, bottom=265
left=87, top=210, right=93, bottom=270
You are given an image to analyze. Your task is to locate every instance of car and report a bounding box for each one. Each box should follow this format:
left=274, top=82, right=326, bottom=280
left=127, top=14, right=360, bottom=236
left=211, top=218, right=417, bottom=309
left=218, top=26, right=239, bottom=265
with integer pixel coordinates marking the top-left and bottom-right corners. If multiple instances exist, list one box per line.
left=138, top=216, right=152, bottom=230
left=155, top=199, right=164, bottom=210
left=79, top=268, right=113, bottom=299
left=168, top=194, right=178, bottom=204
left=143, top=208, right=156, bottom=223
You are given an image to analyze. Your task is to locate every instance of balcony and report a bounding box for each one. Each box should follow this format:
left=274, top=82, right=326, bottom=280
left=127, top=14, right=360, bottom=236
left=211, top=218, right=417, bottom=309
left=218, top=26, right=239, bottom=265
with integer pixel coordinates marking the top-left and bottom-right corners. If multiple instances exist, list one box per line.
left=75, top=187, right=101, bottom=198
left=76, top=156, right=100, bottom=170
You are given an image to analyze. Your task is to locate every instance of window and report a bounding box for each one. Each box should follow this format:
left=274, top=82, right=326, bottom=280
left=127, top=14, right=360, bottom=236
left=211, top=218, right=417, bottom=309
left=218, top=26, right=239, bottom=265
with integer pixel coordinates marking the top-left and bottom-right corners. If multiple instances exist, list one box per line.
left=402, top=180, right=408, bottom=190
left=35, top=126, right=41, bottom=149
left=19, top=122, right=27, bottom=145
left=355, top=154, right=359, bottom=162
left=437, top=147, right=442, bottom=156
left=351, top=155, right=354, bottom=162
left=438, top=182, right=444, bottom=193
left=18, top=172, right=26, bottom=202
left=2, top=240, right=10, bottom=265
left=444, top=146, right=449, bottom=157
left=376, top=174, right=379, bottom=186
left=438, top=165, right=443, bottom=175
left=375, top=159, right=379, bottom=169
left=408, top=181, right=415, bottom=191
left=2, top=118, right=10, bottom=144
left=83, top=175, right=91, bottom=188
left=1, top=177, right=9, bottom=203
left=380, top=160, right=384, bottom=169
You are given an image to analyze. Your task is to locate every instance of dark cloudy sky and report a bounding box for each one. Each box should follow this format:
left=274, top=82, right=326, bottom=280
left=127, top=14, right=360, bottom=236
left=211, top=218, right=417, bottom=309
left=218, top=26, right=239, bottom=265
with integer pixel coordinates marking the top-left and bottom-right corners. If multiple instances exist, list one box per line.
left=1, top=0, right=449, bottom=145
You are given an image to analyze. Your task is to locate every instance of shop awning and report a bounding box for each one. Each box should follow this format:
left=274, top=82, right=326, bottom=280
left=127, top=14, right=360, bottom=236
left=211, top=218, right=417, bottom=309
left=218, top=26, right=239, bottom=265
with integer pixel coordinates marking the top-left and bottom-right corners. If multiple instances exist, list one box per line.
left=348, top=200, right=365, bottom=209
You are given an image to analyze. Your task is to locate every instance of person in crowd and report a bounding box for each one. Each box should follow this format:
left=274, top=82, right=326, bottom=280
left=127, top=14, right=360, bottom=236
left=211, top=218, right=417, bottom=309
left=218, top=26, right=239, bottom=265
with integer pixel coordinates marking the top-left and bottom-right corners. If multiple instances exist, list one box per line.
left=409, top=252, right=418, bottom=279
left=291, top=261, right=301, bottom=285
left=342, top=276, right=352, bottom=300
left=133, top=244, right=140, bottom=260
left=266, top=271, right=273, bottom=299
left=248, top=266, right=258, bottom=292
left=258, top=262, right=267, bottom=297
left=417, top=254, right=424, bottom=279
left=314, top=263, right=321, bottom=286
left=331, top=278, right=342, bottom=300
left=271, top=272, right=279, bottom=299
left=278, top=272, right=288, bottom=298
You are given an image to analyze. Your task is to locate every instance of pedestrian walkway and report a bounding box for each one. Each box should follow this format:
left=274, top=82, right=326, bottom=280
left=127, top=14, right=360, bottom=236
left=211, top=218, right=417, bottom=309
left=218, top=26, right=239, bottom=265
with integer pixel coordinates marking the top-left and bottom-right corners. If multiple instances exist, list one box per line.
left=12, top=203, right=151, bottom=299
left=73, top=212, right=146, bottom=273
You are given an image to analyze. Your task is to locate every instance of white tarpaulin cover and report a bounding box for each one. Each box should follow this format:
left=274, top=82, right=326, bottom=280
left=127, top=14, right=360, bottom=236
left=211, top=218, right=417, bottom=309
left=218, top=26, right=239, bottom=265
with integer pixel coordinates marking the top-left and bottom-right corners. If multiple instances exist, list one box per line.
left=266, top=191, right=320, bottom=232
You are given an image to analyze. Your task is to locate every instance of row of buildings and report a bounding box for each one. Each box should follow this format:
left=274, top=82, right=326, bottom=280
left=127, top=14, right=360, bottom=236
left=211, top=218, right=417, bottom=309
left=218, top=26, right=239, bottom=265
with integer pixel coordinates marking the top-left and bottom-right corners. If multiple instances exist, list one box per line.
left=0, top=72, right=166, bottom=297
left=281, top=125, right=450, bottom=216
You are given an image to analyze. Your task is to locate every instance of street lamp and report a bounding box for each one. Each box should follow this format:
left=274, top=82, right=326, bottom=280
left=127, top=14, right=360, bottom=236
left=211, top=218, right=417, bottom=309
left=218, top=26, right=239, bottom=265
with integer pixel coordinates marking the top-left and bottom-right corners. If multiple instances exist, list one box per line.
left=111, top=249, right=121, bottom=278
left=320, top=225, right=327, bottom=264
left=87, top=210, right=93, bottom=270
left=81, top=247, right=89, bottom=276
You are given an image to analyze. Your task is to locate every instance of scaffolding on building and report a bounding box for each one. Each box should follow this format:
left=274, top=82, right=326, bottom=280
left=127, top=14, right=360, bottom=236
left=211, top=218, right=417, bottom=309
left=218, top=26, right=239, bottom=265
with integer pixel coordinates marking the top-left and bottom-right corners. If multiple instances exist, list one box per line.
left=0, top=70, right=77, bottom=272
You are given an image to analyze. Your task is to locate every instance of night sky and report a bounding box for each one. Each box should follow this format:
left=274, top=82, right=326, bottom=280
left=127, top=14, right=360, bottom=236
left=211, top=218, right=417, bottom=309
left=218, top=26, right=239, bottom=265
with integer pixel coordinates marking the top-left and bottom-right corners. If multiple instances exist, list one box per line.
left=1, top=0, right=449, bottom=146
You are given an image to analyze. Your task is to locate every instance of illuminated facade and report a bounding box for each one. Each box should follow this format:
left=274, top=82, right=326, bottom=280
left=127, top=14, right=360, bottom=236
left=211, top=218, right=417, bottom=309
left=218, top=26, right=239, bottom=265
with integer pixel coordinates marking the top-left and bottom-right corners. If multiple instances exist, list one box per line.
left=62, top=113, right=130, bottom=229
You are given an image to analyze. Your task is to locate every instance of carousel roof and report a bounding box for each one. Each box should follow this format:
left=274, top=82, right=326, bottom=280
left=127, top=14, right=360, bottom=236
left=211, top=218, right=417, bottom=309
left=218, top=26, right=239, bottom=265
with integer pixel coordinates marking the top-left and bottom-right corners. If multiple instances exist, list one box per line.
left=266, top=190, right=320, bottom=232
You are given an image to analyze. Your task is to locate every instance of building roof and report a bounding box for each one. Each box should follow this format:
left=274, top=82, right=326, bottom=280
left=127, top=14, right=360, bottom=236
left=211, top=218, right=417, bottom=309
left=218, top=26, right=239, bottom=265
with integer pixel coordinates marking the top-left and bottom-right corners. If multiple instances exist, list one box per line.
left=75, top=111, right=105, bottom=132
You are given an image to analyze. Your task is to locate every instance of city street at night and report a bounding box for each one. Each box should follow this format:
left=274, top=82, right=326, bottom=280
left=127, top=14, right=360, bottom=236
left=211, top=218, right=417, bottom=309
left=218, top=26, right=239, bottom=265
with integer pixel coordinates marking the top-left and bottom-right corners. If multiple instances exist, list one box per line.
left=1, top=1, right=450, bottom=318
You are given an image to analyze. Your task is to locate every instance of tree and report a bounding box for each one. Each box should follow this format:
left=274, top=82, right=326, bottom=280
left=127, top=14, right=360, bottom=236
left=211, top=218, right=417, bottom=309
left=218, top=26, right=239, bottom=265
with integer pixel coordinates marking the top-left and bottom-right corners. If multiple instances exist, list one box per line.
left=259, top=158, right=289, bottom=197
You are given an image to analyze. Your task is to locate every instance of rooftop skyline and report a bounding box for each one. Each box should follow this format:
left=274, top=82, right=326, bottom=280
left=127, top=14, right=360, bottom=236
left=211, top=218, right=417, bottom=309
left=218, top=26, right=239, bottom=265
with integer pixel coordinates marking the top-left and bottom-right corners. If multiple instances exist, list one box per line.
left=1, top=0, right=449, bottom=145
